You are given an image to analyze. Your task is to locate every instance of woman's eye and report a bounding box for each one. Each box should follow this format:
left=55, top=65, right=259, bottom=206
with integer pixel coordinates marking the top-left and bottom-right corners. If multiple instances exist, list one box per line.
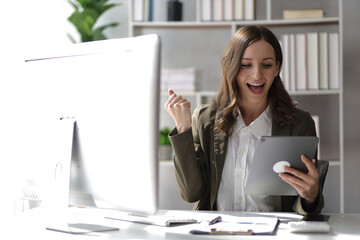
left=263, top=64, right=273, bottom=68
left=241, top=64, right=251, bottom=68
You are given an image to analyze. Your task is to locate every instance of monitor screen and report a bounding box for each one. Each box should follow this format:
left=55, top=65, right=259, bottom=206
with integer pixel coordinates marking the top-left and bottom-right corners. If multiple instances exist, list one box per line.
left=20, top=34, right=161, bottom=214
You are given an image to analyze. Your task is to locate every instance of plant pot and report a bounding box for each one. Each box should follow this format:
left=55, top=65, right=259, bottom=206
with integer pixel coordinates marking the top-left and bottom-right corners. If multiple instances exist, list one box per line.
left=159, top=145, right=172, bottom=161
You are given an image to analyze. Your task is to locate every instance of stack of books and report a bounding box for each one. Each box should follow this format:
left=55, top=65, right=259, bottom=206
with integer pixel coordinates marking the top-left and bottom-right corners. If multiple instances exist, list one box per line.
left=161, top=68, right=197, bottom=91
left=201, top=0, right=255, bottom=21
left=280, top=32, right=339, bottom=91
left=133, top=0, right=154, bottom=22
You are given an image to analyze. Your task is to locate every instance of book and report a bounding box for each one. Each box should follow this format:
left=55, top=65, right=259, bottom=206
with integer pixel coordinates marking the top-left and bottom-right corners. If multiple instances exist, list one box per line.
left=295, top=33, right=307, bottom=90
left=234, top=0, right=244, bottom=20
left=224, top=0, right=234, bottom=21
left=289, top=34, right=297, bottom=91
left=329, top=33, right=339, bottom=89
left=202, top=0, right=213, bottom=21
left=244, top=0, right=255, bottom=20
left=279, top=39, right=284, bottom=84
left=161, top=67, right=197, bottom=91
left=161, top=82, right=196, bottom=91
left=283, top=9, right=324, bottom=20
left=319, top=32, right=329, bottom=89
left=307, top=32, right=319, bottom=90
left=148, top=0, right=153, bottom=21
left=312, top=115, right=321, bottom=159
left=162, top=68, right=197, bottom=83
left=143, top=0, right=149, bottom=22
left=282, top=34, right=291, bottom=91
left=213, top=0, right=224, bottom=21
left=133, top=0, right=144, bottom=21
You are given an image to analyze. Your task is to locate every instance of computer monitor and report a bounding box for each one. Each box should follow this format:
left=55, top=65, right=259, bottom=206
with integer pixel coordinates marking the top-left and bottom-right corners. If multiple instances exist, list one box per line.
left=21, top=34, right=161, bottom=214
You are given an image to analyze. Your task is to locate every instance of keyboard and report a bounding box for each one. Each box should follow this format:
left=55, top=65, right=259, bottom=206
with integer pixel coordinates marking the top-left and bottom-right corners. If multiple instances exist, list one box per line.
left=105, top=212, right=198, bottom=227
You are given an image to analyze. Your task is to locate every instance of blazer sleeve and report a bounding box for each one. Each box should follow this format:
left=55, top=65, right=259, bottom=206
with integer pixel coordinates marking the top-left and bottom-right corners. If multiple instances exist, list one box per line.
left=168, top=105, right=211, bottom=205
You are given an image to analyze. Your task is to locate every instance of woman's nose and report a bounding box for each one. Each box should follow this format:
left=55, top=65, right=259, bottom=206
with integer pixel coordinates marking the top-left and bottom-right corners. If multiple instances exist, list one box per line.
left=251, top=65, right=262, bottom=79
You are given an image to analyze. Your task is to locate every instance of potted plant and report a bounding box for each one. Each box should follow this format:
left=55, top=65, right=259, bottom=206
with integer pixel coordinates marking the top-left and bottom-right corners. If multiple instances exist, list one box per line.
left=159, top=127, right=172, bottom=160
left=67, top=0, right=121, bottom=43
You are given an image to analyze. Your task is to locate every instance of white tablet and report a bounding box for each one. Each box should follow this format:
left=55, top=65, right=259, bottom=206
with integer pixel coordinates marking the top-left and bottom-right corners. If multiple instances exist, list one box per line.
left=244, top=136, right=318, bottom=196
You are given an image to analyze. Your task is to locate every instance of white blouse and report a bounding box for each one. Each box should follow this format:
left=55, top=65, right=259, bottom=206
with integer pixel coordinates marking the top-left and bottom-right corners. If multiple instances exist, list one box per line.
left=217, top=106, right=274, bottom=211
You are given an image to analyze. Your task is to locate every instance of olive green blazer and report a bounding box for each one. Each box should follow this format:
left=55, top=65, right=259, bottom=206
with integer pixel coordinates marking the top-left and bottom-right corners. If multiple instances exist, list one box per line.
left=169, top=104, right=324, bottom=215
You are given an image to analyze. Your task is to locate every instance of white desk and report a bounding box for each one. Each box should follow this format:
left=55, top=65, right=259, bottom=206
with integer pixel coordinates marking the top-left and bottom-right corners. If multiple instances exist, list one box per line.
left=5, top=208, right=360, bottom=240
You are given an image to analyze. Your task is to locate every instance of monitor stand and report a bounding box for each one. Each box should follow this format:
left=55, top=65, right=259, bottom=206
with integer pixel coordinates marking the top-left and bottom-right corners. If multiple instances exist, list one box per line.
left=44, top=118, right=118, bottom=234
left=45, top=117, right=76, bottom=211
left=46, top=223, right=119, bottom=234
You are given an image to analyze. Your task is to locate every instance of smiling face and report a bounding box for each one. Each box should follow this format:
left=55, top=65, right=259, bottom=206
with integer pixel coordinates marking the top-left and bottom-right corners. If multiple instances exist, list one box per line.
left=236, top=40, right=279, bottom=108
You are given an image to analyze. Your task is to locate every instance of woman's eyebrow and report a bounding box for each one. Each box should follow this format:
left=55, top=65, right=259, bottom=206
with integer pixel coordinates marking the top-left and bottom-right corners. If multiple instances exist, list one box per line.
left=241, top=57, right=275, bottom=61
left=263, top=57, right=275, bottom=61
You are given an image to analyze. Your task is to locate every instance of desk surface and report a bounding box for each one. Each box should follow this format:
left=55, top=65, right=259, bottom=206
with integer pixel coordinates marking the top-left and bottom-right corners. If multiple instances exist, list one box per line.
left=5, top=208, right=360, bottom=240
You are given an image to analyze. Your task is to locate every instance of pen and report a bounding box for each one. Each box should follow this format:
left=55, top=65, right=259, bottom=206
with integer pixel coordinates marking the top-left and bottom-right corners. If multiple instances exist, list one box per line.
left=209, top=216, right=222, bottom=225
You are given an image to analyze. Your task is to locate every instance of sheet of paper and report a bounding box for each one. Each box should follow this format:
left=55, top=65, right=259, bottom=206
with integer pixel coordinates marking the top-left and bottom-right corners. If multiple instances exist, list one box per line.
left=189, top=215, right=279, bottom=235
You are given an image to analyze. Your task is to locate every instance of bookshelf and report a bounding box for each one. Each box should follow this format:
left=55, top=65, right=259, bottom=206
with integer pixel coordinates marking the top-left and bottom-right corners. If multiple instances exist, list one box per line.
left=129, top=0, right=344, bottom=213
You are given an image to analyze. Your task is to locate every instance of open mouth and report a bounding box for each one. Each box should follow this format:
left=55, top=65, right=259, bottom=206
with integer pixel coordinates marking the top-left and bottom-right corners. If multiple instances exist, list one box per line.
left=247, top=82, right=265, bottom=94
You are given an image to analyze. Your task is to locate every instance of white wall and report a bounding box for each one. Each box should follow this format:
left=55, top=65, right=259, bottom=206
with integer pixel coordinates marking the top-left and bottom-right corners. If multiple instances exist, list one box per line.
left=0, top=1, right=26, bottom=217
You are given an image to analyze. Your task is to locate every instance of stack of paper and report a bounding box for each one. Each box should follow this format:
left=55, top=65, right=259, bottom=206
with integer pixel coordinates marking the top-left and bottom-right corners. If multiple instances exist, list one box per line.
left=161, top=68, right=197, bottom=91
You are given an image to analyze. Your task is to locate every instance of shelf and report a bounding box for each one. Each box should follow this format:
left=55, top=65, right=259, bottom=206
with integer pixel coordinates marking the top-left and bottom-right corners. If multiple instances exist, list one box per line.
left=329, top=160, right=341, bottom=167
left=131, top=21, right=233, bottom=28
left=131, top=17, right=340, bottom=29
left=159, top=160, right=173, bottom=166
left=160, top=159, right=341, bottom=167
left=161, top=90, right=215, bottom=96
left=161, top=90, right=340, bottom=97
left=288, top=89, right=341, bottom=96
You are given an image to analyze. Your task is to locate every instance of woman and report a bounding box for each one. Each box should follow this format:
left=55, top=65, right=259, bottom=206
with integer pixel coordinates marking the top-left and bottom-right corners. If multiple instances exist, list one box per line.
left=164, top=25, right=323, bottom=215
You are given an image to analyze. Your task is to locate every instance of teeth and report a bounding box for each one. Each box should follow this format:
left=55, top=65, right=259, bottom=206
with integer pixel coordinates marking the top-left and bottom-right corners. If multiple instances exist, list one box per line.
left=248, top=83, right=264, bottom=86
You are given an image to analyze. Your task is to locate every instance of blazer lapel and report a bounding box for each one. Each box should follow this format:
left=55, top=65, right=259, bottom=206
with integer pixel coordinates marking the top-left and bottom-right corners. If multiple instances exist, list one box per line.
left=210, top=111, right=228, bottom=209
left=272, top=119, right=292, bottom=136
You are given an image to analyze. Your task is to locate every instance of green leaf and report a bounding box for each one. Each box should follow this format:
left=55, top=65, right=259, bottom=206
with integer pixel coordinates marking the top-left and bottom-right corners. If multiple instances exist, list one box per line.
left=76, top=0, right=95, bottom=9
left=159, top=127, right=171, bottom=145
left=94, top=22, right=119, bottom=32
left=93, top=22, right=118, bottom=41
left=67, top=0, right=121, bottom=42
left=92, top=29, right=106, bottom=41
left=68, top=8, right=99, bottom=42
left=67, top=33, right=77, bottom=43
